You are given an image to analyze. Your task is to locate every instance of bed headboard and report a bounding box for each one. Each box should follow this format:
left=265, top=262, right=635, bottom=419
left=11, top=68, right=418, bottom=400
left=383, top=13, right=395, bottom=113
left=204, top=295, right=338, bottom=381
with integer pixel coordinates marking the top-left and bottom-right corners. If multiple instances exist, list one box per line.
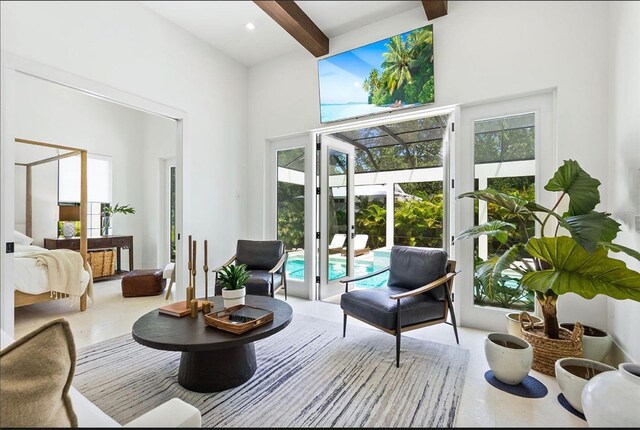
left=15, top=224, right=26, bottom=235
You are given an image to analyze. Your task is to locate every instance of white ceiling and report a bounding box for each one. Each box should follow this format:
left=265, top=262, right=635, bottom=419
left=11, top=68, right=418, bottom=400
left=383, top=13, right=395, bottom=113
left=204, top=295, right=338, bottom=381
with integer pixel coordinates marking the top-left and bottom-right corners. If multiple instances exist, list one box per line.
left=140, top=1, right=422, bottom=66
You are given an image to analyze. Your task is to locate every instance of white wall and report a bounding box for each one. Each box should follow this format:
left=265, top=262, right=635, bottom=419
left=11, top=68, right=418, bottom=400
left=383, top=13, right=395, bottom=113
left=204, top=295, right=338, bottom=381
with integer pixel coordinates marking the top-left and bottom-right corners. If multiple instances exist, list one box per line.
left=141, top=114, right=178, bottom=268
left=1, top=1, right=248, bottom=299
left=606, top=1, right=640, bottom=363
left=12, top=73, right=175, bottom=270
left=247, top=1, right=613, bottom=329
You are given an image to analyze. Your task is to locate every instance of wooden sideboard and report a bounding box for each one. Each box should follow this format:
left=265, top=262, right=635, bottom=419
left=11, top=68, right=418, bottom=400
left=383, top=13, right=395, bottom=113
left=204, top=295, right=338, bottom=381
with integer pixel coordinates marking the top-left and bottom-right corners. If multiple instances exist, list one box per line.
left=44, top=235, right=134, bottom=281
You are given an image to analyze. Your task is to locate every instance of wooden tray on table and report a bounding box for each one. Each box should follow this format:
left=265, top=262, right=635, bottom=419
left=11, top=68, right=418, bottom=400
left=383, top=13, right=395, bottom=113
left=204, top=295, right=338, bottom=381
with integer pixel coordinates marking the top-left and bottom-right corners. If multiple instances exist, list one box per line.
left=204, top=304, right=274, bottom=335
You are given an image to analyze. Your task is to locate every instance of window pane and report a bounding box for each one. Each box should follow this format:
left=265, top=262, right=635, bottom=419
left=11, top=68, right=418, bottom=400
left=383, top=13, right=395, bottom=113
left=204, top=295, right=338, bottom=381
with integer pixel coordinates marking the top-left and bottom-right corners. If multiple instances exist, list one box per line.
left=394, top=181, right=443, bottom=248
left=277, top=148, right=305, bottom=281
left=473, top=113, right=535, bottom=312
left=327, top=149, right=348, bottom=281
left=58, top=155, right=112, bottom=203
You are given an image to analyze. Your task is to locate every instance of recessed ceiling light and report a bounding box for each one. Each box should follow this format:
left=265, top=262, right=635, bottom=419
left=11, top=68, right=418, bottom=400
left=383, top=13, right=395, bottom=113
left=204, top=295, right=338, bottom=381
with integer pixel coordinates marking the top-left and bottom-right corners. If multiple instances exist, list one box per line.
left=246, top=23, right=255, bottom=30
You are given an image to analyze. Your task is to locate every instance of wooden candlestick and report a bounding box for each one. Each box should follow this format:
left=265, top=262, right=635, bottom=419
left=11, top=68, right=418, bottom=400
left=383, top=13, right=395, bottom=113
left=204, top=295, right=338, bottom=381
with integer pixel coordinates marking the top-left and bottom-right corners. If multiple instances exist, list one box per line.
left=190, top=299, right=198, bottom=318
left=186, top=234, right=193, bottom=308
left=192, top=240, right=197, bottom=294
left=202, top=239, right=211, bottom=313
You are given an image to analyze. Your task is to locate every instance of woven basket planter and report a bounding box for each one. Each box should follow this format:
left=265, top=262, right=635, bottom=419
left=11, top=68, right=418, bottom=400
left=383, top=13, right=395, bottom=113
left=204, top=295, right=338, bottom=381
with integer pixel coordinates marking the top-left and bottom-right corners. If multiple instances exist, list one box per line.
left=520, top=312, right=583, bottom=376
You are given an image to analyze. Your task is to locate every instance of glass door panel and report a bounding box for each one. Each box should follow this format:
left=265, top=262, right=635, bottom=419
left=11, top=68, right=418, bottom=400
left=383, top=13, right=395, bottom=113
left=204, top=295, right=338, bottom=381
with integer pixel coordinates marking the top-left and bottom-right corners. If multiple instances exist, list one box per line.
left=277, top=147, right=306, bottom=281
left=319, top=137, right=354, bottom=300
left=473, top=113, right=536, bottom=312
left=327, top=148, right=349, bottom=281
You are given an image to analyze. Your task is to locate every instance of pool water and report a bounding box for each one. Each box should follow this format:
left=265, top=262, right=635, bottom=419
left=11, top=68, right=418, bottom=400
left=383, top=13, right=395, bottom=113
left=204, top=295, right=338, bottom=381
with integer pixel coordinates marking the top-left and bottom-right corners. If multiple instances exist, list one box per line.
left=286, top=257, right=389, bottom=288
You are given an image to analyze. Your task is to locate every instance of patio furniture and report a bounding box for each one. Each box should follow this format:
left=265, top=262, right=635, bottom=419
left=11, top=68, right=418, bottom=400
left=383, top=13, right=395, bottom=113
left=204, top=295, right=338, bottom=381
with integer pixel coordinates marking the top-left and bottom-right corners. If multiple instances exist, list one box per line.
left=214, top=240, right=288, bottom=299
left=329, top=234, right=346, bottom=254
left=340, top=246, right=459, bottom=367
left=341, top=234, right=370, bottom=257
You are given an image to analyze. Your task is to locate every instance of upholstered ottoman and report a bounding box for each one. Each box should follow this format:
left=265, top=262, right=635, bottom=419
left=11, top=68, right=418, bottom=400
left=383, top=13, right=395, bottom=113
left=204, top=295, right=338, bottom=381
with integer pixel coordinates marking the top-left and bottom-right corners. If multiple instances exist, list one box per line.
left=121, top=269, right=166, bottom=297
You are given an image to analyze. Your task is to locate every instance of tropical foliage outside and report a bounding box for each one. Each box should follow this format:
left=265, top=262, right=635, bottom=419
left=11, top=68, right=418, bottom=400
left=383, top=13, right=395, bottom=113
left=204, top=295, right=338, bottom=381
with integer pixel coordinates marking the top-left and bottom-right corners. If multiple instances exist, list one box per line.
left=473, top=177, right=536, bottom=311
left=362, top=26, right=434, bottom=107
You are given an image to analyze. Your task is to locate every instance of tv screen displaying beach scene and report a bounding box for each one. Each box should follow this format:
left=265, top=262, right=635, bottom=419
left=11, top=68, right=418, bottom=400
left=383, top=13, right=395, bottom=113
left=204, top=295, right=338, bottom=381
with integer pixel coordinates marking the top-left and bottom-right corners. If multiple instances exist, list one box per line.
left=318, top=25, right=434, bottom=124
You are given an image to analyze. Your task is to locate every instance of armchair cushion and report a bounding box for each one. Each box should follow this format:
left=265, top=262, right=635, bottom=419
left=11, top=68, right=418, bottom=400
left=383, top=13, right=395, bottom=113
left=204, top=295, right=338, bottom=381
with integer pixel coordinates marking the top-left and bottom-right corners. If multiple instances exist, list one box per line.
left=340, top=287, right=445, bottom=330
left=387, top=246, right=448, bottom=300
left=215, top=271, right=282, bottom=296
left=236, top=240, right=284, bottom=272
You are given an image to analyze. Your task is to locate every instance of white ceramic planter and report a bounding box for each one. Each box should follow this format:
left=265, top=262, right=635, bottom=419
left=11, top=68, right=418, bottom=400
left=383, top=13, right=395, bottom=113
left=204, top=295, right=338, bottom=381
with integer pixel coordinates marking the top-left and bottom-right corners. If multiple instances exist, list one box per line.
left=560, top=323, right=612, bottom=362
left=582, top=363, right=640, bottom=427
left=484, top=332, right=533, bottom=385
left=222, top=287, right=246, bottom=308
left=555, top=358, right=615, bottom=413
left=506, top=312, right=543, bottom=338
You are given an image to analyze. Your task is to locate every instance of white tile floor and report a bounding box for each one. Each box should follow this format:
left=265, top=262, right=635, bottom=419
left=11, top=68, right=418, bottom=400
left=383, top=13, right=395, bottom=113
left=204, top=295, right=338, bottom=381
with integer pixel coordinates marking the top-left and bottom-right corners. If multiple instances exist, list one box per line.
left=14, top=280, right=586, bottom=427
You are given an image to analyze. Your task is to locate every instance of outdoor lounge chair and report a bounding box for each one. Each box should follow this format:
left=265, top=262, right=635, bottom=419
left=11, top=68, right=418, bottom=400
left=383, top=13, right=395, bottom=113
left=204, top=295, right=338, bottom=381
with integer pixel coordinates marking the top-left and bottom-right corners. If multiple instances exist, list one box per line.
left=341, top=234, right=370, bottom=257
left=329, top=234, right=347, bottom=254
left=340, top=246, right=459, bottom=367
left=214, top=240, right=287, bottom=299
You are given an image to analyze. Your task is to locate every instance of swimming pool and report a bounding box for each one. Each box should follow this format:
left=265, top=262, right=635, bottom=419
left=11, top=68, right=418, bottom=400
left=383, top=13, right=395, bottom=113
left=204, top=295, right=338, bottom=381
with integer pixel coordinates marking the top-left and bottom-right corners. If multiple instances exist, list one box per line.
left=286, top=256, right=389, bottom=288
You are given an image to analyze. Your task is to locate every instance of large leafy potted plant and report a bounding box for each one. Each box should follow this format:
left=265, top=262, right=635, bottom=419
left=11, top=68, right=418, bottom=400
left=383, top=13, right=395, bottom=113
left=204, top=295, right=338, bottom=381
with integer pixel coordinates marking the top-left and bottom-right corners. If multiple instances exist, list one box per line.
left=217, top=264, right=251, bottom=308
left=456, top=160, right=640, bottom=374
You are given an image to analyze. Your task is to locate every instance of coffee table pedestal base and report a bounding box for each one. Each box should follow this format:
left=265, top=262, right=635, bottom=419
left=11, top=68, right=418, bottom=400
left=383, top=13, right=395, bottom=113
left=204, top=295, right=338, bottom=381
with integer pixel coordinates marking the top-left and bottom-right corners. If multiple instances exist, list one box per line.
left=178, top=343, right=257, bottom=392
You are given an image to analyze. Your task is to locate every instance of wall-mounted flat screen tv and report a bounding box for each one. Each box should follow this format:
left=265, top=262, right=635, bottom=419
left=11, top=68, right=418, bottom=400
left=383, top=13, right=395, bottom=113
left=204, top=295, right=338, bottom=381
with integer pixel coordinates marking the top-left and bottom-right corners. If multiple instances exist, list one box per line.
left=318, top=25, right=434, bottom=124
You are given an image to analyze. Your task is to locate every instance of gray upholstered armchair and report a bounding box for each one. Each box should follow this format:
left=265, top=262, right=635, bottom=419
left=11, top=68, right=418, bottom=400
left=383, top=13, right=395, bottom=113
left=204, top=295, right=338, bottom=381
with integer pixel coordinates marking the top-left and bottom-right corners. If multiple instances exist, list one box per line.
left=340, top=246, right=459, bottom=367
left=214, top=240, right=288, bottom=299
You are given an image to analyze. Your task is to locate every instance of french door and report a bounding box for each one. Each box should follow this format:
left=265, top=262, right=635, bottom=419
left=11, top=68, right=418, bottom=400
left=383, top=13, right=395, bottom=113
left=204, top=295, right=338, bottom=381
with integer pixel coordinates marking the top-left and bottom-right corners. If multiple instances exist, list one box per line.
left=318, top=137, right=355, bottom=300
left=456, top=91, right=555, bottom=332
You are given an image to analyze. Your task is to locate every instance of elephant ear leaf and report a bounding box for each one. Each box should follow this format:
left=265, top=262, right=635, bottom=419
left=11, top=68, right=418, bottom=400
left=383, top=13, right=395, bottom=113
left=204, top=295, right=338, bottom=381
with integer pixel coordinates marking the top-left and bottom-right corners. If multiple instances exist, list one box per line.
left=455, top=220, right=515, bottom=244
left=522, top=236, right=640, bottom=300
left=492, top=243, right=527, bottom=283
left=458, top=189, right=530, bottom=215
left=563, top=212, right=621, bottom=252
left=599, top=242, right=640, bottom=263
left=544, top=159, right=601, bottom=216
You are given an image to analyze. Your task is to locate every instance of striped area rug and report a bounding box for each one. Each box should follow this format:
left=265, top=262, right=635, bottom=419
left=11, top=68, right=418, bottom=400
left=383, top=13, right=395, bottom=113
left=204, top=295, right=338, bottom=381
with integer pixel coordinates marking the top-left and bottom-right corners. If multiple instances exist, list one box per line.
left=74, top=314, right=469, bottom=427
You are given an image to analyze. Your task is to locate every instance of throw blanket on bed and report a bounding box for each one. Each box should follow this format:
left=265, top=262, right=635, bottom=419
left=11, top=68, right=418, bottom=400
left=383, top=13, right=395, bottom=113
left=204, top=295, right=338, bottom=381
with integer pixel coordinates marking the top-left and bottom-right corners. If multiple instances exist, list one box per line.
left=21, top=249, right=93, bottom=302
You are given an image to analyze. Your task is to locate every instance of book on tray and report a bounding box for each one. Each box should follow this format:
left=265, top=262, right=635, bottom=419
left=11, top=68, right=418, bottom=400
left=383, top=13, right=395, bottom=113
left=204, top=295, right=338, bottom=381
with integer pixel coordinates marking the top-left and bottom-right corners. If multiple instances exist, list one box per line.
left=159, top=301, right=202, bottom=317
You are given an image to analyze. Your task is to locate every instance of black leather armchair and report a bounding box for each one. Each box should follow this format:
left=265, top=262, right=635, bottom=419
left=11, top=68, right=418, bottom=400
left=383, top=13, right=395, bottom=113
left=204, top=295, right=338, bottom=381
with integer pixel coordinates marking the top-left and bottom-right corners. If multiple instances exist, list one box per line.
left=340, top=246, right=459, bottom=367
left=214, top=240, right=288, bottom=299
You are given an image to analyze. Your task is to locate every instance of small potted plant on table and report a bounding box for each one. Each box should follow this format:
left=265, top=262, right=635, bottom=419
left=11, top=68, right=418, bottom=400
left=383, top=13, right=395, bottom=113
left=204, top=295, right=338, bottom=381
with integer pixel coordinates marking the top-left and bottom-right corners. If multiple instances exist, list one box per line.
left=217, top=264, right=250, bottom=308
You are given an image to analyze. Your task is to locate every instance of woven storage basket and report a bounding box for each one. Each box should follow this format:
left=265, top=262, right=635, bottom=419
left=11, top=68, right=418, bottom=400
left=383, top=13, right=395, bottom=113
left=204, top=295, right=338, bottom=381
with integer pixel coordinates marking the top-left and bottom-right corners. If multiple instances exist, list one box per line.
left=88, top=249, right=116, bottom=277
left=520, top=312, right=583, bottom=376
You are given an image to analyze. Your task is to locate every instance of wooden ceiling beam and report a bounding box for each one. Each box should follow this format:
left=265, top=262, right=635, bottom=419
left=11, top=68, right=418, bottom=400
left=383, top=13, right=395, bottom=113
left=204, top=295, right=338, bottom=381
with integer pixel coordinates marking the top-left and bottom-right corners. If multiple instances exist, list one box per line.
left=254, top=1, right=329, bottom=57
left=421, top=0, right=448, bottom=20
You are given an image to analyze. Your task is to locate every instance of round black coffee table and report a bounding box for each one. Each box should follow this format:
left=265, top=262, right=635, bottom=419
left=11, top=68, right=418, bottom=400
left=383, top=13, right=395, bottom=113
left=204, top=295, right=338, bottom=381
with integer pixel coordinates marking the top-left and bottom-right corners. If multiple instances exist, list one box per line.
left=132, top=295, right=292, bottom=392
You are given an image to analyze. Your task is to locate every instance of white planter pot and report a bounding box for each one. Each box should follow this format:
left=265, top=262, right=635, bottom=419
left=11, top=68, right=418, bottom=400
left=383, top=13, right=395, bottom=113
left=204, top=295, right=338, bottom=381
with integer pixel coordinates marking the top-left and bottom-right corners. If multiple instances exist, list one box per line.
left=506, top=312, right=543, bottom=338
left=560, top=323, right=612, bottom=362
left=222, top=287, right=245, bottom=308
left=484, top=332, right=533, bottom=385
left=582, top=363, right=640, bottom=427
left=555, top=358, right=615, bottom=413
